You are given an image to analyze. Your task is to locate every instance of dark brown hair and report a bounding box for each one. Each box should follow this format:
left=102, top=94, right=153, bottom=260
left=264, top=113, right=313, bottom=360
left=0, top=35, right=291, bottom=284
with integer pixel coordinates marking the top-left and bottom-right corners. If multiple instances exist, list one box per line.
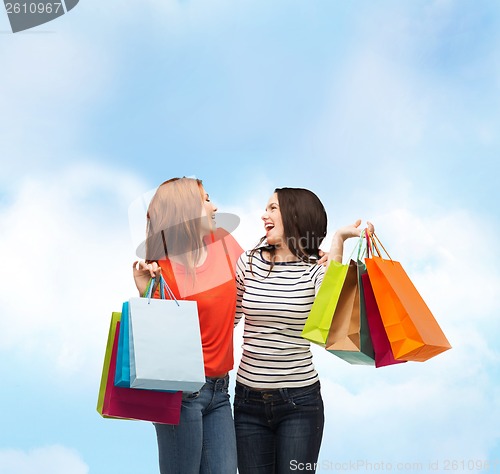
left=250, top=187, right=327, bottom=272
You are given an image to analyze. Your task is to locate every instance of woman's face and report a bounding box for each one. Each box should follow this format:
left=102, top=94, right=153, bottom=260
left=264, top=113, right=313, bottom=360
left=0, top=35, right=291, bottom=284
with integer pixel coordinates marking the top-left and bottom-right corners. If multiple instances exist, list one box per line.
left=200, top=187, right=218, bottom=235
left=262, top=192, right=286, bottom=247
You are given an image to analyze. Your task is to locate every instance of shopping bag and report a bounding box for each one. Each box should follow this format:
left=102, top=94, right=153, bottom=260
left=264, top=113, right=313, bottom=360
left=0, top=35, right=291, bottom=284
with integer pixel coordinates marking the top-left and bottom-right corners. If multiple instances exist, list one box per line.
left=97, top=311, right=182, bottom=424
left=361, top=272, right=406, bottom=367
left=302, top=260, right=349, bottom=346
left=97, top=311, right=122, bottom=417
left=115, top=279, right=169, bottom=388
left=128, top=276, right=206, bottom=392
left=326, top=259, right=375, bottom=365
left=114, top=301, right=131, bottom=387
left=364, top=233, right=452, bottom=362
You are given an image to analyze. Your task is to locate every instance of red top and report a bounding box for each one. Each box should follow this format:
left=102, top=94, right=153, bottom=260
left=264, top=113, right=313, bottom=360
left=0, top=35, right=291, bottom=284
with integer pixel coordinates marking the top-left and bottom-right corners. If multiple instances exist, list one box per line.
left=157, top=228, right=243, bottom=377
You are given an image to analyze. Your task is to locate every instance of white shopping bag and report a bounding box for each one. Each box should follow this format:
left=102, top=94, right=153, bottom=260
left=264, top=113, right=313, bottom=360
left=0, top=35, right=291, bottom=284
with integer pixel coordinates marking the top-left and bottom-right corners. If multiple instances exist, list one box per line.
left=128, top=286, right=205, bottom=392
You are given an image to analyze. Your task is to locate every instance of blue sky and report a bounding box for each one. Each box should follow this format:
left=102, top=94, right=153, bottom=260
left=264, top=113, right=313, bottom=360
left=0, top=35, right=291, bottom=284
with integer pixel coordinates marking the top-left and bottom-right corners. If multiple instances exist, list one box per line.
left=1, top=1, right=499, bottom=472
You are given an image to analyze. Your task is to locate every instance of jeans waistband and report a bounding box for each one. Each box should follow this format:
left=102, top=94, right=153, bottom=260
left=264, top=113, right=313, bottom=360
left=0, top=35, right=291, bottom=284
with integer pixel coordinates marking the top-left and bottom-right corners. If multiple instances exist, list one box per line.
left=235, top=381, right=320, bottom=402
left=204, top=374, right=230, bottom=390
left=206, top=374, right=229, bottom=382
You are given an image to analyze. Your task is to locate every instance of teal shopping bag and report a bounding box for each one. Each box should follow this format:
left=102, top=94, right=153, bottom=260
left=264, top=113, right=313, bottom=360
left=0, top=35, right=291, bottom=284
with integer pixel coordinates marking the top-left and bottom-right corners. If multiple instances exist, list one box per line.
left=114, top=301, right=130, bottom=387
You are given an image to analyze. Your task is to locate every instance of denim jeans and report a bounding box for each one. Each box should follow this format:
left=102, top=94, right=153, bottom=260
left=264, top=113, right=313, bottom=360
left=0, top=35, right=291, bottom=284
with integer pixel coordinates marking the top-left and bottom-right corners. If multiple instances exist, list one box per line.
left=154, top=375, right=237, bottom=474
left=234, top=381, right=324, bottom=474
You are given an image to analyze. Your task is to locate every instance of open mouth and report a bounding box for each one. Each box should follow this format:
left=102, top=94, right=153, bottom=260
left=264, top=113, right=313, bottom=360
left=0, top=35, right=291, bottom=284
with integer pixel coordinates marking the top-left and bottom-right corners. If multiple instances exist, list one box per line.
left=264, top=222, right=274, bottom=232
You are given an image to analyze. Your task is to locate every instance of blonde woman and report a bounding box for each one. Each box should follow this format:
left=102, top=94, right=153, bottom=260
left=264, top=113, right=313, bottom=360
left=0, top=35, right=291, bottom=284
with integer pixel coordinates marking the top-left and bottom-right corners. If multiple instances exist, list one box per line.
left=133, top=177, right=243, bottom=474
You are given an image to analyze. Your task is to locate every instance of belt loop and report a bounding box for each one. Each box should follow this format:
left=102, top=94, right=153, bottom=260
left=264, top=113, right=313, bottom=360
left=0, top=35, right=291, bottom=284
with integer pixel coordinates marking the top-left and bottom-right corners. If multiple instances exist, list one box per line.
left=279, top=387, right=288, bottom=401
left=216, top=375, right=227, bottom=391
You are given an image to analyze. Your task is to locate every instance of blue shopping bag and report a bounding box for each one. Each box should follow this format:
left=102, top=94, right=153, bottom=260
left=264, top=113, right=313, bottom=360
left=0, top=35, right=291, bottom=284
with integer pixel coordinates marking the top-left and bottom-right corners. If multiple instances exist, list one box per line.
left=114, top=301, right=131, bottom=387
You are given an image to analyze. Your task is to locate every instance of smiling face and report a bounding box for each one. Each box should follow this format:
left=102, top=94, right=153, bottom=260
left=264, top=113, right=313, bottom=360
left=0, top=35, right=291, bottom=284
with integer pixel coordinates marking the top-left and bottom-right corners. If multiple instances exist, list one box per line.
left=262, top=192, right=286, bottom=247
left=200, top=188, right=218, bottom=236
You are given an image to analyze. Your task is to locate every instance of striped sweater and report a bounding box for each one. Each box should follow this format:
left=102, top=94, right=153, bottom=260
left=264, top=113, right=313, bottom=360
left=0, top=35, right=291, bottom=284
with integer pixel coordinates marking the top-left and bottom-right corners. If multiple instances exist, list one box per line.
left=235, top=249, right=325, bottom=389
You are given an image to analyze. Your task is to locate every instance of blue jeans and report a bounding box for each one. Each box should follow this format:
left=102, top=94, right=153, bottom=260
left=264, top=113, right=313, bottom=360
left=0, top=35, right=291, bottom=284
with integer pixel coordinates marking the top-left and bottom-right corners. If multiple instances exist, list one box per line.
left=234, top=381, right=324, bottom=474
left=154, top=375, right=237, bottom=474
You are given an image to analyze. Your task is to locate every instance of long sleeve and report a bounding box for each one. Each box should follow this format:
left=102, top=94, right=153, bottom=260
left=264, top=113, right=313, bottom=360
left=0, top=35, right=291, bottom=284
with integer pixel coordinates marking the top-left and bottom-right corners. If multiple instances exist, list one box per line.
left=234, top=253, right=246, bottom=327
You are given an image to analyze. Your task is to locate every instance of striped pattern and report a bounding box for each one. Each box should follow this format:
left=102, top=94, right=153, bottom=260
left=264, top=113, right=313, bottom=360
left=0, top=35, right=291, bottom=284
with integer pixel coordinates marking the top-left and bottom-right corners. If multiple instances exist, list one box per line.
left=235, top=250, right=325, bottom=389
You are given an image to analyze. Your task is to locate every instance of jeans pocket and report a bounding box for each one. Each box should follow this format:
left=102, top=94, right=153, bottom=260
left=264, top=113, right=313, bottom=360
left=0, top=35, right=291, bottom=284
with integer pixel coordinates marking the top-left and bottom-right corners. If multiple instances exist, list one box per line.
left=290, top=388, right=322, bottom=411
left=233, top=394, right=249, bottom=411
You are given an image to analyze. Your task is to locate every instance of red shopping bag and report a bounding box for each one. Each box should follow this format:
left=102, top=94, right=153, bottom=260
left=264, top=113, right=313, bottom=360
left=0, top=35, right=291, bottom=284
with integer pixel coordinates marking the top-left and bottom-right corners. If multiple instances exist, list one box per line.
left=97, top=311, right=182, bottom=424
left=364, top=233, right=451, bottom=362
left=361, top=272, right=406, bottom=367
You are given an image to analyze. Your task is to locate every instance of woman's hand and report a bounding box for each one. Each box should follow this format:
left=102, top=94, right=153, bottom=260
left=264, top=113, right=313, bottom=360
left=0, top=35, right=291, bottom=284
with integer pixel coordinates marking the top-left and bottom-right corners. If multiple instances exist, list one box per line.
left=133, top=260, right=161, bottom=296
left=327, top=220, right=375, bottom=264
left=334, top=220, right=375, bottom=241
left=334, top=219, right=363, bottom=241
left=317, top=250, right=329, bottom=267
left=366, top=221, right=375, bottom=235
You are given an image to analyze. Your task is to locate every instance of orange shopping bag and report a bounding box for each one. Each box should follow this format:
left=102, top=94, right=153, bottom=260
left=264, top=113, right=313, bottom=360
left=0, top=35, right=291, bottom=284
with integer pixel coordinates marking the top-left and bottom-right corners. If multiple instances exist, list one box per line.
left=364, top=233, right=451, bottom=362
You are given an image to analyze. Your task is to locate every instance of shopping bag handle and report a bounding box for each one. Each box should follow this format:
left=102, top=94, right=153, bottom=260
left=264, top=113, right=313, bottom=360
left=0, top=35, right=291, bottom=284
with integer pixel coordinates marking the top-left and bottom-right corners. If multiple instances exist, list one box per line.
left=364, top=228, right=372, bottom=258
left=144, top=274, right=180, bottom=306
left=356, top=229, right=372, bottom=260
left=366, top=232, right=393, bottom=261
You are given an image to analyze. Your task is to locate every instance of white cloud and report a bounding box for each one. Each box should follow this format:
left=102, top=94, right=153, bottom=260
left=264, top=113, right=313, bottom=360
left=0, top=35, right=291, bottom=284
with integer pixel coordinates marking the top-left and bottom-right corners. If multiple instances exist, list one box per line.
left=308, top=204, right=500, bottom=466
left=222, top=184, right=500, bottom=466
left=212, top=176, right=275, bottom=251
left=302, top=0, right=500, bottom=198
left=223, top=201, right=266, bottom=252
left=317, top=371, right=500, bottom=466
left=368, top=207, right=500, bottom=327
left=220, top=186, right=500, bottom=464
left=0, top=445, right=88, bottom=474
left=315, top=337, right=500, bottom=463
left=0, top=168, right=267, bottom=388
left=0, top=19, right=113, bottom=181
left=0, top=163, right=147, bottom=381
left=304, top=21, right=427, bottom=171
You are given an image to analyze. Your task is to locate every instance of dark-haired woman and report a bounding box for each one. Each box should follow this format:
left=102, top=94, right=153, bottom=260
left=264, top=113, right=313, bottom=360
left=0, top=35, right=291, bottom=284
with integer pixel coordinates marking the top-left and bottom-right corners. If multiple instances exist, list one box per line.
left=234, top=187, right=369, bottom=474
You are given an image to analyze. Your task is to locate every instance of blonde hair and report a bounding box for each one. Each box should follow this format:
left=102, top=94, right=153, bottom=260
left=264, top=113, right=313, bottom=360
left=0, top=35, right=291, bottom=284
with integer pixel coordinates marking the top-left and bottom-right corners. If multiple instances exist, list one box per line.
left=145, top=177, right=206, bottom=273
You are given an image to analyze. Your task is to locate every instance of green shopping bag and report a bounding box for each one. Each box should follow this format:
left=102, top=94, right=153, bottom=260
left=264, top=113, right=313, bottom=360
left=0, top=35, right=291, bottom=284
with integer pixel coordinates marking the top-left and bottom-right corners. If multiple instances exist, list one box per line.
left=301, top=260, right=349, bottom=346
left=96, top=311, right=122, bottom=418
left=96, top=306, right=182, bottom=423
left=325, top=257, right=375, bottom=365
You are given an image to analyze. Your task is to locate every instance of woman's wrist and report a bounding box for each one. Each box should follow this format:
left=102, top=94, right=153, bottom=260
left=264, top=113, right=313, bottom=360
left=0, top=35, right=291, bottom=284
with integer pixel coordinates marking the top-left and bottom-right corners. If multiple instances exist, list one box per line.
left=332, top=231, right=347, bottom=243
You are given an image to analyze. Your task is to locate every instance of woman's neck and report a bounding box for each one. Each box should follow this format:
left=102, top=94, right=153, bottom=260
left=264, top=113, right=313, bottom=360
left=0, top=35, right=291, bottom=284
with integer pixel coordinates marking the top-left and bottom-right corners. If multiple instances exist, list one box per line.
left=169, top=244, right=208, bottom=268
left=269, top=244, right=299, bottom=262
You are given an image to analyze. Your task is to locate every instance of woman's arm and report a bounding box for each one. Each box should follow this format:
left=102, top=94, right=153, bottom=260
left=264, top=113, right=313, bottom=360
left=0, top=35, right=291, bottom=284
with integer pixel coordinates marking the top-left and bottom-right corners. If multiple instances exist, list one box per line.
left=327, top=220, right=374, bottom=264
left=234, top=254, right=246, bottom=328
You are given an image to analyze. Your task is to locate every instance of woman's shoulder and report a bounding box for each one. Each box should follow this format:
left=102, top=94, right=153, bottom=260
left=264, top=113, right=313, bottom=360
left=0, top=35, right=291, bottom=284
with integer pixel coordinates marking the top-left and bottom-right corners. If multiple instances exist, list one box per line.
left=309, top=261, right=326, bottom=277
left=296, top=259, right=325, bottom=282
left=238, top=248, right=258, bottom=264
left=210, top=227, right=244, bottom=260
left=236, top=248, right=268, bottom=273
